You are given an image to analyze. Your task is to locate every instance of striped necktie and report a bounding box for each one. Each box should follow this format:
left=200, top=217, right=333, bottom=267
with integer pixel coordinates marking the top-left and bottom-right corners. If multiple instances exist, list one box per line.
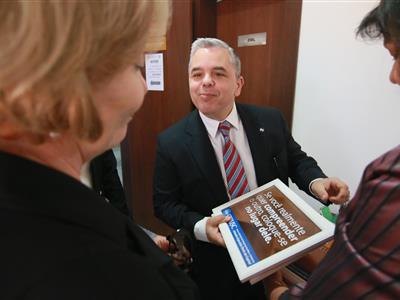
left=219, top=120, right=250, bottom=199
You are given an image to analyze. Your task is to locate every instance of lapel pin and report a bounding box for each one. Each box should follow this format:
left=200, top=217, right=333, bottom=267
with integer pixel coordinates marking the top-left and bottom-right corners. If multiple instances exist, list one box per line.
left=259, top=128, right=264, bottom=132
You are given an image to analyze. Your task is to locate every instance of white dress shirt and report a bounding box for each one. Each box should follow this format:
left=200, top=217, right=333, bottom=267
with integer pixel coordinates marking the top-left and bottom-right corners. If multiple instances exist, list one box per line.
left=194, top=103, right=257, bottom=242
left=80, top=162, right=92, bottom=188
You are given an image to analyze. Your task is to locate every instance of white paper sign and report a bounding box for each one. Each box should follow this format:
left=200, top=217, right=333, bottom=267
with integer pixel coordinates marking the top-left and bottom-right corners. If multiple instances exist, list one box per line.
left=145, top=53, right=164, bottom=91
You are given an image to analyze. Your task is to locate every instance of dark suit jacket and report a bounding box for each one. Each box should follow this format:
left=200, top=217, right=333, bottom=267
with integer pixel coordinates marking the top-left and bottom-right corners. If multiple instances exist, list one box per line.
left=282, top=145, right=400, bottom=299
left=153, top=103, right=326, bottom=300
left=0, top=151, right=199, bottom=300
left=90, top=149, right=131, bottom=217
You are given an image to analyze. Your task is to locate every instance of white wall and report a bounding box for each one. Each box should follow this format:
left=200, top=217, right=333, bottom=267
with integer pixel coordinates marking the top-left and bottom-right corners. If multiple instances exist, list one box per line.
left=291, top=0, right=400, bottom=211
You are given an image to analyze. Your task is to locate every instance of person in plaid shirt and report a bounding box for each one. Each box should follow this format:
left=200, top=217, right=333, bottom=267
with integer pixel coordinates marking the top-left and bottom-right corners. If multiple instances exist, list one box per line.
left=265, top=1, right=400, bottom=299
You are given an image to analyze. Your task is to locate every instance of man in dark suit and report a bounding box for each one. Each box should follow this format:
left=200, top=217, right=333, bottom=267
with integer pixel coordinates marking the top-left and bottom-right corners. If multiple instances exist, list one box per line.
left=85, top=149, right=170, bottom=248
left=153, top=38, right=350, bottom=300
left=89, top=149, right=131, bottom=216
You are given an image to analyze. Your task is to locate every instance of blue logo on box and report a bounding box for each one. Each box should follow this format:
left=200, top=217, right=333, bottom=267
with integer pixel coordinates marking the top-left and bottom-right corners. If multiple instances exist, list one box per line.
left=222, top=208, right=260, bottom=266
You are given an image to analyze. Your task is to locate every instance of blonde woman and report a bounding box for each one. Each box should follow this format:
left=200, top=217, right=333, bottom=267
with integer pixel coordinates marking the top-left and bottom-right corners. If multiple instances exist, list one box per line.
left=0, top=1, right=199, bottom=299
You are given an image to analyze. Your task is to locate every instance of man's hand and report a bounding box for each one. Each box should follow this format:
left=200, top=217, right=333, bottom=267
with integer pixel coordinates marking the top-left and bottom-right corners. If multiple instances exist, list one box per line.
left=311, top=177, right=350, bottom=204
left=205, top=215, right=231, bottom=247
left=166, top=229, right=193, bottom=269
left=153, top=234, right=169, bottom=252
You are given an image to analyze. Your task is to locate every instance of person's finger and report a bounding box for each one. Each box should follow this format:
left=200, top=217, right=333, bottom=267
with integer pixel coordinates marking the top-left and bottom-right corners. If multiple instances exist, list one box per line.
left=206, top=215, right=229, bottom=247
left=329, top=187, right=350, bottom=203
left=327, top=180, right=350, bottom=203
left=208, top=214, right=230, bottom=226
left=154, top=235, right=169, bottom=252
left=208, top=215, right=222, bottom=226
left=214, top=234, right=226, bottom=247
left=313, top=181, right=329, bottom=200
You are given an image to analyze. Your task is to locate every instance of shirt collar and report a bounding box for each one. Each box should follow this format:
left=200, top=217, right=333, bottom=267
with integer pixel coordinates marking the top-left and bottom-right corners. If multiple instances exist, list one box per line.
left=199, top=103, right=239, bottom=138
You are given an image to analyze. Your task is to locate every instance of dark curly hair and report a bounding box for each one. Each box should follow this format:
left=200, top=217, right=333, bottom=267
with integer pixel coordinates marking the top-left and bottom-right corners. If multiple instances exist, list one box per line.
left=357, top=0, right=400, bottom=45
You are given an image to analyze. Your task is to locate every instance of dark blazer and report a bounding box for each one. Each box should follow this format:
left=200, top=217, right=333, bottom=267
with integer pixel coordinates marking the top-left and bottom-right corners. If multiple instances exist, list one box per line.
left=90, top=149, right=131, bottom=217
left=153, top=103, right=326, bottom=300
left=0, top=151, right=199, bottom=300
left=282, top=145, right=400, bottom=299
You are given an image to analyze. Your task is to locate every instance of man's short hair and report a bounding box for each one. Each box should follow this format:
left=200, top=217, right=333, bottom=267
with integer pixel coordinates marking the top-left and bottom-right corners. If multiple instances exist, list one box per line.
left=189, top=38, right=241, bottom=78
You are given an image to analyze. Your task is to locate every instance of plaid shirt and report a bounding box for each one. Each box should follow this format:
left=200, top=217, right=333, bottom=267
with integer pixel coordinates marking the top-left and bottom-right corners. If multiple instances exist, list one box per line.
left=282, top=145, right=400, bottom=299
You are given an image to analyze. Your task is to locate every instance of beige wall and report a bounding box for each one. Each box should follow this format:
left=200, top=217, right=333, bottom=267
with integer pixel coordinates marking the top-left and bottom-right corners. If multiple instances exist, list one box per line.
left=292, top=0, right=400, bottom=211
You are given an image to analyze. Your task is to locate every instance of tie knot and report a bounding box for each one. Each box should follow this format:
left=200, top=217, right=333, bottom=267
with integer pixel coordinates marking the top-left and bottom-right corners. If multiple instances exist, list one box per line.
left=219, top=120, right=231, bottom=138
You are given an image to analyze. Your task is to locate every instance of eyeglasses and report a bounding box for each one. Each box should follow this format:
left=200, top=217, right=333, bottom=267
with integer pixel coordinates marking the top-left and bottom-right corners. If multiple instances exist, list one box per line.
left=166, top=228, right=193, bottom=272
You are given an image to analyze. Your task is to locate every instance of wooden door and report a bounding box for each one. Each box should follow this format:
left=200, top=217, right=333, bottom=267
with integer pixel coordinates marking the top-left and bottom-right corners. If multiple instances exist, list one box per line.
left=121, top=0, right=193, bottom=235
left=217, top=0, right=302, bottom=127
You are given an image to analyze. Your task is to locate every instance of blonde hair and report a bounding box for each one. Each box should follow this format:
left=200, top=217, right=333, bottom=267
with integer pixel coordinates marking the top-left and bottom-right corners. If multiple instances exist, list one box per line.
left=0, top=0, right=170, bottom=142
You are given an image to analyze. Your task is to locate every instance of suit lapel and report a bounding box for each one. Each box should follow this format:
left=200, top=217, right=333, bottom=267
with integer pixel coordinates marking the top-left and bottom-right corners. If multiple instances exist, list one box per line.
left=185, top=111, right=229, bottom=206
left=89, top=160, right=100, bottom=193
left=237, top=103, right=274, bottom=186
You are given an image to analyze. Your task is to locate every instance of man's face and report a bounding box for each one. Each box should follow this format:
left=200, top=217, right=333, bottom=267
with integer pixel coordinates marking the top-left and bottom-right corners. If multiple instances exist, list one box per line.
left=188, top=47, right=244, bottom=121
left=384, top=39, right=400, bottom=85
